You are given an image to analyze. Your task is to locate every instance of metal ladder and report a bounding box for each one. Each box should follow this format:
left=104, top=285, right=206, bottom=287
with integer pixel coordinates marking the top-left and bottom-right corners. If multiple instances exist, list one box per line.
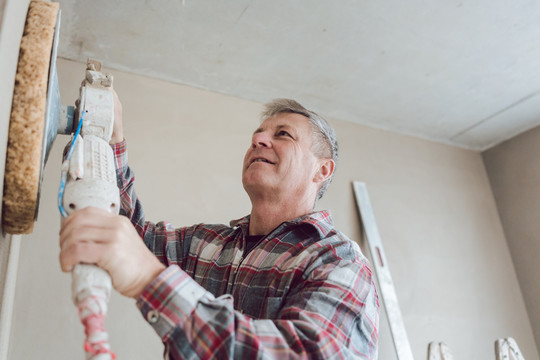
left=353, top=182, right=527, bottom=360
left=427, top=338, right=525, bottom=359
left=495, top=338, right=526, bottom=360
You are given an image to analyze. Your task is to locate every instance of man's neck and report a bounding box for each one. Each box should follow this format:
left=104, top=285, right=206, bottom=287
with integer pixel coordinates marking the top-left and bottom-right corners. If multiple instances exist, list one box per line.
left=248, top=198, right=314, bottom=236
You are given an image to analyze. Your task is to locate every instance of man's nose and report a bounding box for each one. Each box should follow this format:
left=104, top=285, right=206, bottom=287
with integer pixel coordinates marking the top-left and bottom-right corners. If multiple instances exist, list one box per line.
left=252, top=132, right=271, bottom=148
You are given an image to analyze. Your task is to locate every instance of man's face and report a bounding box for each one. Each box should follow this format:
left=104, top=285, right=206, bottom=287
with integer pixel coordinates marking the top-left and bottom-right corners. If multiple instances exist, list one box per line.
left=242, top=112, right=322, bottom=202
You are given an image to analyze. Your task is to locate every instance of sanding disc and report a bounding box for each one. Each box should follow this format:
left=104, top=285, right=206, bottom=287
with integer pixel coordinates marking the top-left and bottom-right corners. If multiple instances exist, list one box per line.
left=2, top=1, right=59, bottom=234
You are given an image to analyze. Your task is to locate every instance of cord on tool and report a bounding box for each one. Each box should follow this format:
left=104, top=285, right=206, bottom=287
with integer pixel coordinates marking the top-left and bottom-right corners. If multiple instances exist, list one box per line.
left=73, top=264, right=116, bottom=360
left=58, top=106, right=117, bottom=360
left=58, top=109, right=86, bottom=217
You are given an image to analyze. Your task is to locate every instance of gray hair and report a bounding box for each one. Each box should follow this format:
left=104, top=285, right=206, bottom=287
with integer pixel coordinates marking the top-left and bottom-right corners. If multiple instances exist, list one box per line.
left=261, top=99, right=339, bottom=201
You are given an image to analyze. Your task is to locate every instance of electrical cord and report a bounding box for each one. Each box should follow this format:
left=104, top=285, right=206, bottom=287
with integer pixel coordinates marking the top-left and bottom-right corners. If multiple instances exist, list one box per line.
left=58, top=110, right=86, bottom=217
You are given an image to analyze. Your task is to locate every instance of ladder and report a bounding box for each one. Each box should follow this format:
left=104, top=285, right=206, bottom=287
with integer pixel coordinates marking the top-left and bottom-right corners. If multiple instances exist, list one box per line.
left=352, top=182, right=528, bottom=360
left=495, top=337, right=526, bottom=360
left=427, top=338, right=526, bottom=360
left=428, top=342, right=454, bottom=360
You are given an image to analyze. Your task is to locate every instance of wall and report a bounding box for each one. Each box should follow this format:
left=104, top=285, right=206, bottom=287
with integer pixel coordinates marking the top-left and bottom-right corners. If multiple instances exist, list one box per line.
left=483, top=125, right=540, bottom=357
left=0, top=0, right=29, bottom=359
left=7, top=57, right=538, bottom=359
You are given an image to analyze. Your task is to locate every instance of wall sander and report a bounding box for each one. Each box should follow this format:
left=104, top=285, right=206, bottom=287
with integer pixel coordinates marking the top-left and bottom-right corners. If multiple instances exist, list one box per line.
left=3, top=1, right=119, bottom=359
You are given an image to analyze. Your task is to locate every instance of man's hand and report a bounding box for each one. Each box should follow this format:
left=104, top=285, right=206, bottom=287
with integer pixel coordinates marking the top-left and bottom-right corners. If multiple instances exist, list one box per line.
left=110, top=89, right=124, bottom=144
left=59, top=207, right=166, bottom=299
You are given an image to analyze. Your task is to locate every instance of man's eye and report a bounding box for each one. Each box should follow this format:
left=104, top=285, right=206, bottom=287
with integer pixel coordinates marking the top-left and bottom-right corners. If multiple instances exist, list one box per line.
left=277, top=130, right=291, bottom=137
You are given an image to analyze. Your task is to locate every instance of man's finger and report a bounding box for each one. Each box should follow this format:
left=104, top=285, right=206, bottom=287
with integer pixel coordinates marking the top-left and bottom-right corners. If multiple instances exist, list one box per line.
left=60, top=207, right=117, bottom=238
left=60, top=224, right=116, bottom=250
left=59, top=241, right=103, bottom=272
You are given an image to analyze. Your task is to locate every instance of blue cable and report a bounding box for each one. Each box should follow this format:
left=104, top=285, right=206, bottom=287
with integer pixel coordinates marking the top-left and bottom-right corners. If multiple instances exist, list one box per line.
left=58, top=110, right=86, bottom=217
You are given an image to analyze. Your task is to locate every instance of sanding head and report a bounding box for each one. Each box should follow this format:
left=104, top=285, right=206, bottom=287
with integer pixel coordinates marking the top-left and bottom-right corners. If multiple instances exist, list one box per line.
left=2, top=1, right=59, bottom=234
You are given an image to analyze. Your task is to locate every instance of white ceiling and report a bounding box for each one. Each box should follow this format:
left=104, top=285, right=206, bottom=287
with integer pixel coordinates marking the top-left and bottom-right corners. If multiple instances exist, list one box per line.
left=57, top=0, right=540, bottom=151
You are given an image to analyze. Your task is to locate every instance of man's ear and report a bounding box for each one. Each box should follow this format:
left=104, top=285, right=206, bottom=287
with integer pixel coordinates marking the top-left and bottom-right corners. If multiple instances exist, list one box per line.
left=314, top=159, right=335, bottom=184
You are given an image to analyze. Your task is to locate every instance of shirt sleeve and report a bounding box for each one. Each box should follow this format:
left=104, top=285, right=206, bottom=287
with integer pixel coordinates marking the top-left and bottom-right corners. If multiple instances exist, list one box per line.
left=112, top=139, right=142, bottom=224
left=111, top=140, right=185, bottom=267
left=136, top=255, right=379, bottom=359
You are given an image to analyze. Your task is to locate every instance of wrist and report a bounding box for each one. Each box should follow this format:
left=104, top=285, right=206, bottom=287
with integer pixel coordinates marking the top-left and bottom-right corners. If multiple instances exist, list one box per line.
left=109, top=135, right=124, bottom=145
left=132, top=261, right=166, bottom=299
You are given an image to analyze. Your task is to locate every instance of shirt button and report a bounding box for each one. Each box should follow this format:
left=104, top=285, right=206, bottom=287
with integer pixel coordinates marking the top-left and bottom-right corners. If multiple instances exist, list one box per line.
left=147, top=310, right=159, bottom=323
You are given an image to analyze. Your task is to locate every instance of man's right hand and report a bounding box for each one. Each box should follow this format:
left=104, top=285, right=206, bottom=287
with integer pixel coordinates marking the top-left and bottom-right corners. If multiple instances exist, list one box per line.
left=110, top=89, right=124, bottom=144
left=59, top=207, right=166, bottom=299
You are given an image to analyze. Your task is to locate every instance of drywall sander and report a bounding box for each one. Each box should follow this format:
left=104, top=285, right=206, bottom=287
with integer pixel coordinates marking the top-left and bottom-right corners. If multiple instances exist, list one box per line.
left=2, top=2, right=120, bottom=236
left=2, top=2, right=118, bottom=358
left=58, top=58, right=119, bottom=360
left=2, top=2, right=119, bottom=234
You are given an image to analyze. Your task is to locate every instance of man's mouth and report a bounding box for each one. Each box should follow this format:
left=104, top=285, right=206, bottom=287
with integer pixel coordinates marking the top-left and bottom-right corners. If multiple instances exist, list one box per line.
left=251, top=157, right=275, bottom=165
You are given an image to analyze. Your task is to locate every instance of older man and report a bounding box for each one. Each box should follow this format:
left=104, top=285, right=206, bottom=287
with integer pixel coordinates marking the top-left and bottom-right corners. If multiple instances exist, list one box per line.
left=60, top=97, right=379, bottom=359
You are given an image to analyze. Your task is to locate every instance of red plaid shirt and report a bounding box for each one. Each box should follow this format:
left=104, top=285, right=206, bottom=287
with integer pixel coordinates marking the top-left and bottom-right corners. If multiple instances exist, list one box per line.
left=113, top=140, right=379, bottom=359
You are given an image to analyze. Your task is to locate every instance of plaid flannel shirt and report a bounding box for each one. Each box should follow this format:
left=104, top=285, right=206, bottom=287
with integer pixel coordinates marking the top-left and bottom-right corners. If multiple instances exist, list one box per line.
left=113, top=140, right=379, bottom=359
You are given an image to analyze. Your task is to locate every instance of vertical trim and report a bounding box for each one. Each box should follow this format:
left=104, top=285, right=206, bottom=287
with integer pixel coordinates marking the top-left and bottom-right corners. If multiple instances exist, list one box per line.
left=0, top=234, right=21, bottom=360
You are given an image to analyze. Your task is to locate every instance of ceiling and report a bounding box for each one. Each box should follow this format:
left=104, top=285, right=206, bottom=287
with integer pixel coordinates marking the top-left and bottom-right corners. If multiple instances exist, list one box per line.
left=56, top=0, right=540, bottom=151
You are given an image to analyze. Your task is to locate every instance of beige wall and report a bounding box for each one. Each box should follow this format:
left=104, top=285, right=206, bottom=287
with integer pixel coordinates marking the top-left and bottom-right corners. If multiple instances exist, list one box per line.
left=6, top=57, right=539, bottom=359
left=0, top=3, right=536, bottom=359
left=483, top=124, right=540, bottom=357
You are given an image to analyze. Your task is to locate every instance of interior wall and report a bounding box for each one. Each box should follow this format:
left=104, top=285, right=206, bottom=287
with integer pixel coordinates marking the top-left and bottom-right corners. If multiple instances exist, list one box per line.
left=0, top=0, right=6, bottom=24
left=483, top=124, right=540, bottom=357
left=8, top=58, right=539, bottom=360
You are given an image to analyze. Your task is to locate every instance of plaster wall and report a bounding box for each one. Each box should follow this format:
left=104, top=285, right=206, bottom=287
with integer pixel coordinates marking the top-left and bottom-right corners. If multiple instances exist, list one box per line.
left=7, top=58, right=539, bottom=360
left=483, top=124, right=540, bottom=357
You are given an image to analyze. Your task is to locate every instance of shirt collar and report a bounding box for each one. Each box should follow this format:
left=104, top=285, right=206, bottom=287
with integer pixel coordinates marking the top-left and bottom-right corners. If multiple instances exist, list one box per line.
left=230, top=210, right=335, bottom=238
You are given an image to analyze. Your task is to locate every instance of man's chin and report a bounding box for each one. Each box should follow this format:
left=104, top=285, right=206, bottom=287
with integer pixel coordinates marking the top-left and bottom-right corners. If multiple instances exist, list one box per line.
left=242, top=175, right=275, bottom=193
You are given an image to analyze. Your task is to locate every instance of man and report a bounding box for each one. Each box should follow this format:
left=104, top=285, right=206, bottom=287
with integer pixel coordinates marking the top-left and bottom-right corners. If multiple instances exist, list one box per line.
left=59, top=96, right=379, bottom=359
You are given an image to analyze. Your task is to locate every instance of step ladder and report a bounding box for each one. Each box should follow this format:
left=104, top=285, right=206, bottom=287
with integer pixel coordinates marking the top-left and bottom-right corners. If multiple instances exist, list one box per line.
left=495, top=337, right=526, bottom=360
left=352, top=182, right=528, bottom=360
left=428, top=342, right=454, bottom=360
left=427, top=337, right=526, bottom=360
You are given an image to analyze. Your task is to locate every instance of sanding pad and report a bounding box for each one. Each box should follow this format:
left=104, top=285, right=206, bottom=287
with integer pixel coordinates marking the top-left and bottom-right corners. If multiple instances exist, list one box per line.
left=2, top=1, right=59, bottom=234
